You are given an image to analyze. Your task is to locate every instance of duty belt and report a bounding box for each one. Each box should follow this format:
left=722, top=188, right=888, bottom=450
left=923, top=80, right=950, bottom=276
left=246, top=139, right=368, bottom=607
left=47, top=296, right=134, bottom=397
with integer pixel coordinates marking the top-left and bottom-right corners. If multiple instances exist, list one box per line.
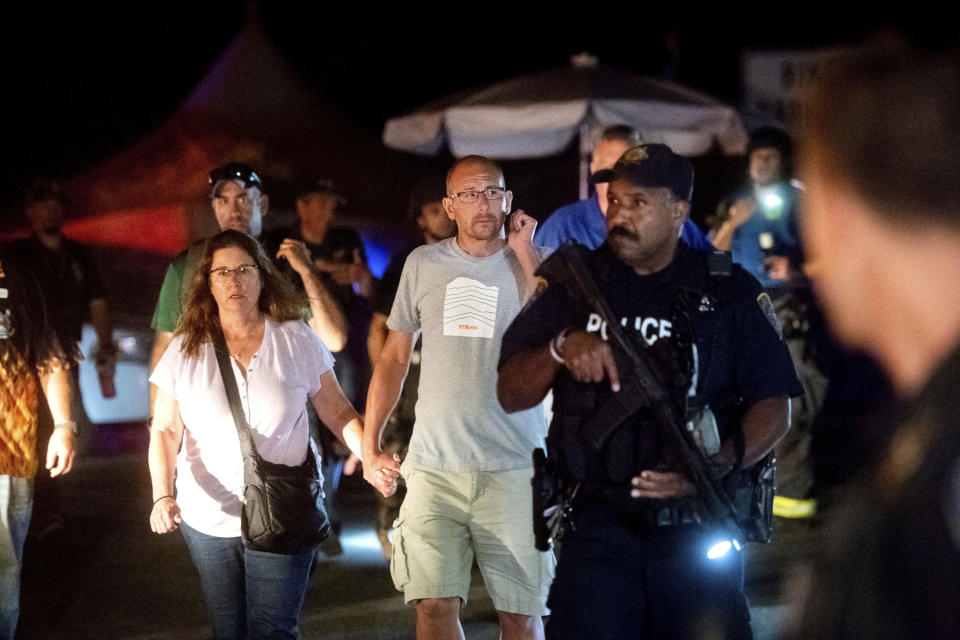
left=578, top=481, right=700, bottom=530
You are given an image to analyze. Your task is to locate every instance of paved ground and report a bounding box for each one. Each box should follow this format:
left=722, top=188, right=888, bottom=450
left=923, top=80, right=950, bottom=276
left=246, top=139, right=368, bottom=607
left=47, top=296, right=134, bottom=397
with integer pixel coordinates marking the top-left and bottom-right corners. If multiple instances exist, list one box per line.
left=16, top=439, right=811, bottom=639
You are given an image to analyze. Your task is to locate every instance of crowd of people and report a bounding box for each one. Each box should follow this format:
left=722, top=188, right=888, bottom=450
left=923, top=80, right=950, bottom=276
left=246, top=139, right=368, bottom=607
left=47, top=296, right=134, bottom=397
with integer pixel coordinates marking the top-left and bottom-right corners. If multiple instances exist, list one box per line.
left=2, top=36, right=958, bottom=640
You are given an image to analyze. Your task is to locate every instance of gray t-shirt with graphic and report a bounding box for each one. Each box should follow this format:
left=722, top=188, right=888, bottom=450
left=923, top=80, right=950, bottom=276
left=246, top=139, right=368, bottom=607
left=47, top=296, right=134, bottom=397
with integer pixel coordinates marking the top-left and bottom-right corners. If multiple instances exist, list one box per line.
left=388, top=237, right=548, bottom=471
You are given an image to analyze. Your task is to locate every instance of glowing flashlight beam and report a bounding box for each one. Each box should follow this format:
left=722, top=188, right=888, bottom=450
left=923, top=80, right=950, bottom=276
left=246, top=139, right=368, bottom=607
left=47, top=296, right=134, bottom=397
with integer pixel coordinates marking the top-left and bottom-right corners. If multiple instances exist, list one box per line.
left=707, top=540, right=733, bottom=559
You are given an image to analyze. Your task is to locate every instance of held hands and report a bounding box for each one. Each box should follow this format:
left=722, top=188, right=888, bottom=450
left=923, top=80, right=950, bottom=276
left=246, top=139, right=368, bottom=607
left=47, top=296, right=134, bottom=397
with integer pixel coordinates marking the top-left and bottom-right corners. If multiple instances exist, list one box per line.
left=507, top=209, right=537, bottom=251
left=363, top=451, right=402, bottom=498
left=150, top=496, right=183, bottom=534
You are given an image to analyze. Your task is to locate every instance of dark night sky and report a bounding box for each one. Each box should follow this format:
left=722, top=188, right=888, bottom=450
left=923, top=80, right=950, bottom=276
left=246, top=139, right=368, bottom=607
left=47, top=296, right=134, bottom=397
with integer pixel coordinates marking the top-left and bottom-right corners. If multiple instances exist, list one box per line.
left=3, top=3, right=950, bottom=215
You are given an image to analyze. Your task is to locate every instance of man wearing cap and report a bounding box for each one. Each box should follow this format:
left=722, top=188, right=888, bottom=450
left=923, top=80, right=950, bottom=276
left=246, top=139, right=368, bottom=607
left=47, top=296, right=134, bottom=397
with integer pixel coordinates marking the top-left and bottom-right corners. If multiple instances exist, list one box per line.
left=364, top=156, right=554, bottom=639
left=261, top=177, right=376, bottom=555
left=9, top=179, right=116, bottom=400
left=711, top=127, right=802, bottom=288
left=150, top=163, right=346, bottom=374
left=498, top=143, right=800, bottom=638
left=4, top=178, right=114, bottom=549
left=262, top=177, right=373, bottom=403
left=536, top=124, right=713, bottom=252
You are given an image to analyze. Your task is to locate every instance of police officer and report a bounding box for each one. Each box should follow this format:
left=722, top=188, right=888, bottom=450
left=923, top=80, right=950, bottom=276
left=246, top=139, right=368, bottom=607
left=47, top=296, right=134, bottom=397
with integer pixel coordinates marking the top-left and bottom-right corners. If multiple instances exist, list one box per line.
left=497, top=143, right=802, bottom=639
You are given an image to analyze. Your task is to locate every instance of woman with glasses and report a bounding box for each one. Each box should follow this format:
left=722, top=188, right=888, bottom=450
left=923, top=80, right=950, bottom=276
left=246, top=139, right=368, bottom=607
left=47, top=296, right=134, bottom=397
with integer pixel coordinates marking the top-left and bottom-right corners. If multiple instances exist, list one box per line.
left=147, top=229, right=396, bottom=639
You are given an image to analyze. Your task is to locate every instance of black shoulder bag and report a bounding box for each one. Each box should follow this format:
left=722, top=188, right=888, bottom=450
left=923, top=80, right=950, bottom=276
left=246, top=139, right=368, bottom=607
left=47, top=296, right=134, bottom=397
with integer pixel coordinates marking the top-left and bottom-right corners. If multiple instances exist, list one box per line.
left=213, top=329, right=330, bottom=554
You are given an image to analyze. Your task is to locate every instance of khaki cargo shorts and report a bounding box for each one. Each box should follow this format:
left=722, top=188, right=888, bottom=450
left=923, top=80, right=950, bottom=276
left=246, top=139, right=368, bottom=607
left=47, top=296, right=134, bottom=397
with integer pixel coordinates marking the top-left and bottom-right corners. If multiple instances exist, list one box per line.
left=390, top=460, right=555, bottom=616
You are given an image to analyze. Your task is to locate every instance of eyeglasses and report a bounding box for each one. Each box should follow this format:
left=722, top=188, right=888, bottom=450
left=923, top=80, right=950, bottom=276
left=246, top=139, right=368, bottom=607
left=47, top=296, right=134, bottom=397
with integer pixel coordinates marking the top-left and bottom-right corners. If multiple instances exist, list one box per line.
left=447, top=187, right=505, bottom=203
left=209, top=264, right=259, bottom=281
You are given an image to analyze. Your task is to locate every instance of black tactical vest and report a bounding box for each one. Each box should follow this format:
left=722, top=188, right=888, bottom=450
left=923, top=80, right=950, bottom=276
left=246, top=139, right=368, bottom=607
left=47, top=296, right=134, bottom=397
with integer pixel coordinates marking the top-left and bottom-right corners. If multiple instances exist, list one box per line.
left=546, top=250, right=739, bottom=488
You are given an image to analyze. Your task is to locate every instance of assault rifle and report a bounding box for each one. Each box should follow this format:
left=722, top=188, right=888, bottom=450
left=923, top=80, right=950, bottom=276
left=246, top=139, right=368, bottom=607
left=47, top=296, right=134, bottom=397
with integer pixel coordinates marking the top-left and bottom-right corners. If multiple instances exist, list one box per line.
left=534, top=245, right=756, bottom=547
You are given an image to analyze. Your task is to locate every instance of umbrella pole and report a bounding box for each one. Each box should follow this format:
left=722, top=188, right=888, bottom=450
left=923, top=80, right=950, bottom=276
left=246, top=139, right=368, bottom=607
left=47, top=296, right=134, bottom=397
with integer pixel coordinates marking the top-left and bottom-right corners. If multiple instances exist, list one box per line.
left=578, top=122, right=592, bottom=200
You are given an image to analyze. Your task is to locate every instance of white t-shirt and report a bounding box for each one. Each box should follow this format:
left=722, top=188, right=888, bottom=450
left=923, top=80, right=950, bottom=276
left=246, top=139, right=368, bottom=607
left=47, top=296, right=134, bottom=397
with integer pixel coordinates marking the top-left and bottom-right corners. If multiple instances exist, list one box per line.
left=150, top=317, right=335, bottom=537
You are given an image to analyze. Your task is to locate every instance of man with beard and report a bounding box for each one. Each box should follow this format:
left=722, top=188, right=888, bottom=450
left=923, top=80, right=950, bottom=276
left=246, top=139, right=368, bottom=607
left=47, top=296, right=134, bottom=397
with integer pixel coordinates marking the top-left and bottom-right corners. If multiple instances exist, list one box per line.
left=498, top=143, right=800, bottom=639
left=536, top=124, right=712, bottom=252
left=364, top=156, right=554, bottom=639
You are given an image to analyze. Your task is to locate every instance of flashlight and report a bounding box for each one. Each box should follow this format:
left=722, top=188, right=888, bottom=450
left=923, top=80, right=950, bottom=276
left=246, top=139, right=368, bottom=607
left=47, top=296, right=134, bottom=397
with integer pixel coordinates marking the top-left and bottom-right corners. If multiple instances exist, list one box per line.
left=757, top=186, right=786, bottom=220
left=706, top=537, right=742, bottom=560
left=761, top=193, right=784, bottom=209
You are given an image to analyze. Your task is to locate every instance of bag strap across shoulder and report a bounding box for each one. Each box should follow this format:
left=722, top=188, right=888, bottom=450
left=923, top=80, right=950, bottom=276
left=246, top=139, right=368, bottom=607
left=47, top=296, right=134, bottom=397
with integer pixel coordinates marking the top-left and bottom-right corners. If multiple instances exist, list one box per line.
left=212, top=328, right=260, bottom=462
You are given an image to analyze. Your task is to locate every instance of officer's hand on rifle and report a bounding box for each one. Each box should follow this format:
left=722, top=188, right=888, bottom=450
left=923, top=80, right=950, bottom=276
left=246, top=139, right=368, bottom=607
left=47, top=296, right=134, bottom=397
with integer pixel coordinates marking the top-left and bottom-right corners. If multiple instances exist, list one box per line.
left=632, top=431, right=702, bottom=500
left=630, top=470, right=695, bottom=499
left=560, top=330, right=621, bottom=392
left=630, top=430, right=731, bottom=499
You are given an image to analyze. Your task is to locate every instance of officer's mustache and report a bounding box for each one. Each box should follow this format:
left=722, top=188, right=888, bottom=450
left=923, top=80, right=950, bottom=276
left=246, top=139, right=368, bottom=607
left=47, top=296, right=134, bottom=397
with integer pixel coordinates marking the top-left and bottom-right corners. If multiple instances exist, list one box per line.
left=608, top=226, right=638, bottom=241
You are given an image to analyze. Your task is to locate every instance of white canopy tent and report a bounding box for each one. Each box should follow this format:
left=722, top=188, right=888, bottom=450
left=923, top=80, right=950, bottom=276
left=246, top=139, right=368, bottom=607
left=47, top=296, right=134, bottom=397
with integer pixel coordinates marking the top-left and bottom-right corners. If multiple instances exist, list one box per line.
left=384, top=54, right=748, bottom=198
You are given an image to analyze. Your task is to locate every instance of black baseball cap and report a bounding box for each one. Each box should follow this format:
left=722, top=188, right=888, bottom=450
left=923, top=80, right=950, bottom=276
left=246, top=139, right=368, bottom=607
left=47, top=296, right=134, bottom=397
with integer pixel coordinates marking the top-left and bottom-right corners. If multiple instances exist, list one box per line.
left=593, top=143, right=694, bottom=202
left=209, top=163, right=263, bottom=197
left=294, top=177, right=346, bottom=204
left=748, top=126, right=792, bottom=156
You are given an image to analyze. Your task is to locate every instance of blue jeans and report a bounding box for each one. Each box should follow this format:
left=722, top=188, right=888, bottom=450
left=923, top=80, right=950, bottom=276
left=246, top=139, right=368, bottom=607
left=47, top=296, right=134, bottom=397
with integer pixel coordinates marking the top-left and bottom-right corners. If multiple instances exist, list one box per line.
left=180, top=522, right=315, bottom=640
left=0, top=476, right=33, bottom=640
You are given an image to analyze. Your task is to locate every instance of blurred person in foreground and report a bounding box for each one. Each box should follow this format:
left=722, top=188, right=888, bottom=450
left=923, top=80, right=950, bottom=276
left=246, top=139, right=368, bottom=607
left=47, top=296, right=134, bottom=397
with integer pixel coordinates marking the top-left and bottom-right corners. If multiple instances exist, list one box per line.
left=0, top=247, right=77, bottom=639
left=536, top=124, right=713, bottom=252
left=148, top=230, right=398, bottom=639
left=366, top=175, right=457, bottom=557
left=784, top=38, right=960, bottom=639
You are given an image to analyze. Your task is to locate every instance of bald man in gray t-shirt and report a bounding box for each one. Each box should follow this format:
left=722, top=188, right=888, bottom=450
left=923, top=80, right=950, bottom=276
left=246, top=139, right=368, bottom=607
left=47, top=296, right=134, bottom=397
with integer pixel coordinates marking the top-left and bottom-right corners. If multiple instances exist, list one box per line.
left=363, top=156, right=554, bottom=640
